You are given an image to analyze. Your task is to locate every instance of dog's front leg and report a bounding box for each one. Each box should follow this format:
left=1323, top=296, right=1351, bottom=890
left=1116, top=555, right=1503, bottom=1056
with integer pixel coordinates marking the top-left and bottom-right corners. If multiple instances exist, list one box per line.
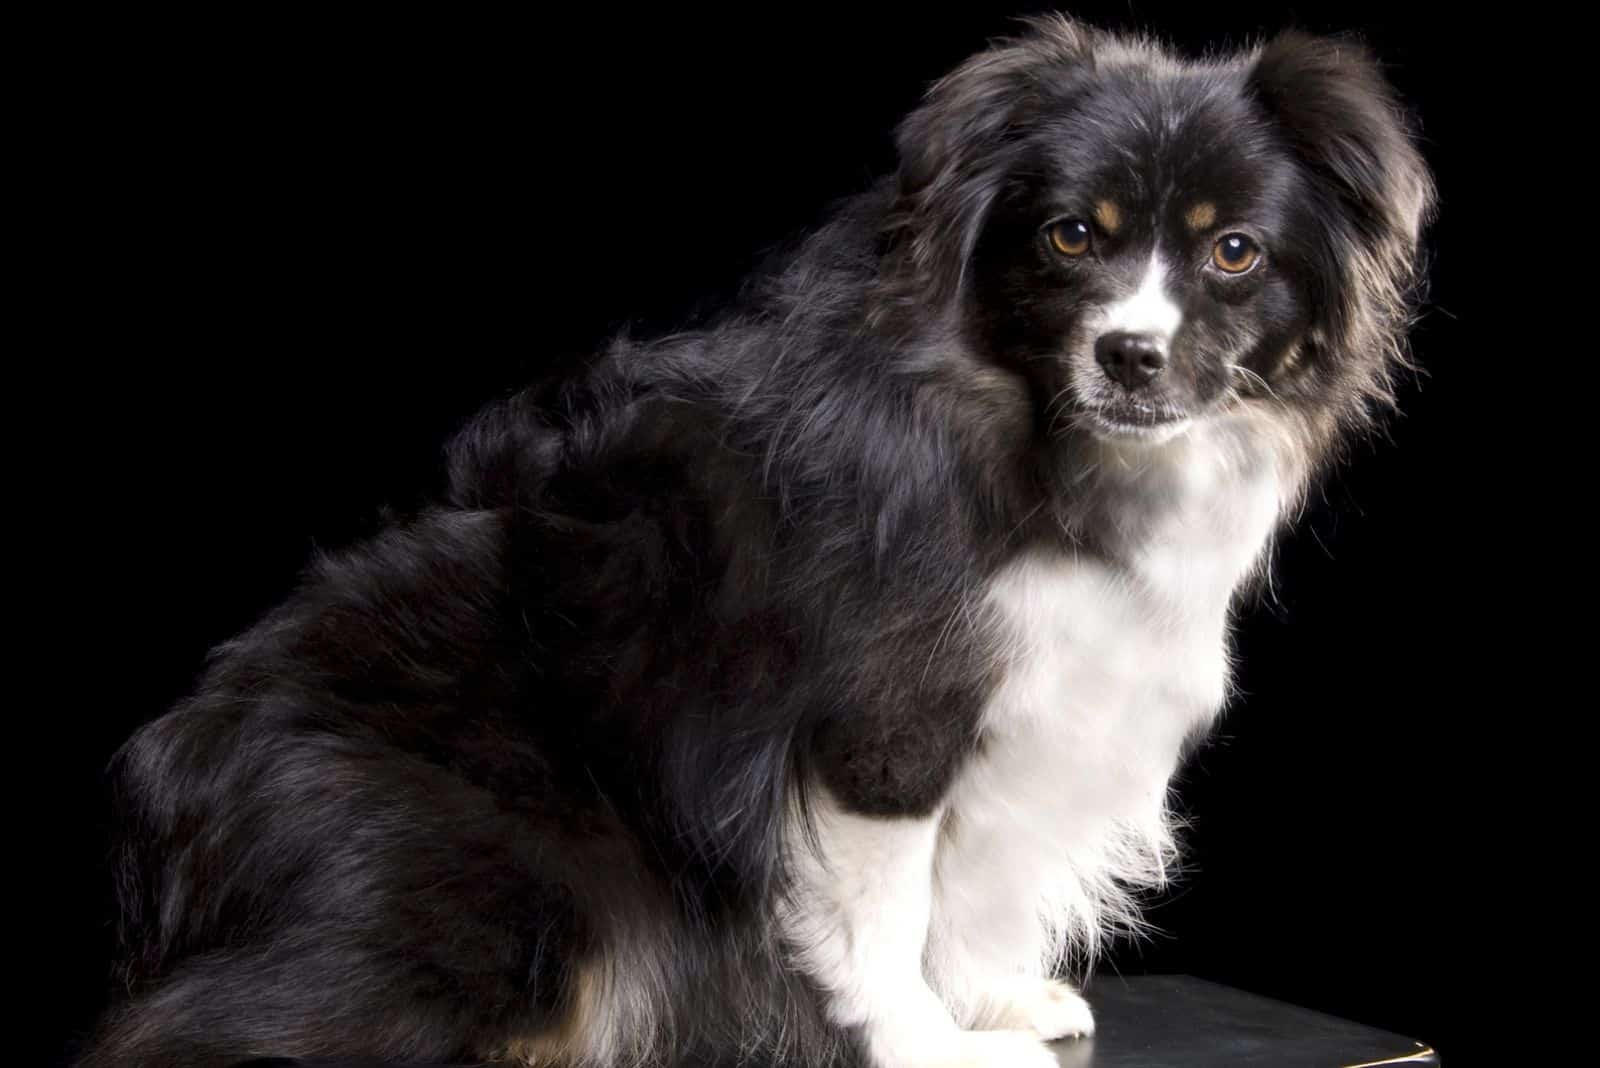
left=783, top=790, right=1057, bottom=1068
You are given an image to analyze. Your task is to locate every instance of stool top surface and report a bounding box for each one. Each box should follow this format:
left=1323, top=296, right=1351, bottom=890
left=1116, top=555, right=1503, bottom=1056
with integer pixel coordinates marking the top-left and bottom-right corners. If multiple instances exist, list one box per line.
left=1057, top=974, right=1436, bottom=1067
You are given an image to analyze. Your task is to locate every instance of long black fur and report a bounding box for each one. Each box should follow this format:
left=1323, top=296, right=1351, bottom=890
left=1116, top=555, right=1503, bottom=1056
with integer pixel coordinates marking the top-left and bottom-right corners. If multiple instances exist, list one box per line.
left=81, top=16, right=1433, bottom=1068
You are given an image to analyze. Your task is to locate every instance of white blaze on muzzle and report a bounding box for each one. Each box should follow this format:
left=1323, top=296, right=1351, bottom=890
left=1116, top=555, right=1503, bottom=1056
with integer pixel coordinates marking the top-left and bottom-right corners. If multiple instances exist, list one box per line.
left=1101, top=255, right=1182, bottom=347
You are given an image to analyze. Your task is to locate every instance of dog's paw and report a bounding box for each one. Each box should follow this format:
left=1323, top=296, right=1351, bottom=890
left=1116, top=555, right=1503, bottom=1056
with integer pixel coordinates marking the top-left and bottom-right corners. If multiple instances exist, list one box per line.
left=870, top=1022, right=1057, bottom=1068
left=925, top=1028, right=1059, bottom=1068
left=986, top=978, right=1096, bottom=1040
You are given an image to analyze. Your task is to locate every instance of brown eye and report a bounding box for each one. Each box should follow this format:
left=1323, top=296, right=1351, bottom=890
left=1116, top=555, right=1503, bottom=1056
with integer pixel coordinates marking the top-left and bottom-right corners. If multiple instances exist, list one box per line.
left=1047, top=219, right=1092, bottom=257
left=1212, top=233, right=1261, bottom=274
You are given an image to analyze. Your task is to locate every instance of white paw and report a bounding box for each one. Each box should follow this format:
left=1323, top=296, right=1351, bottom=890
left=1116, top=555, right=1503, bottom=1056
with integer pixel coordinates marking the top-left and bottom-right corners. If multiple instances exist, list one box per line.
left=987, top=978, right=1096, bottom=1040
left=925, top=1028, right=1059, bottom=1068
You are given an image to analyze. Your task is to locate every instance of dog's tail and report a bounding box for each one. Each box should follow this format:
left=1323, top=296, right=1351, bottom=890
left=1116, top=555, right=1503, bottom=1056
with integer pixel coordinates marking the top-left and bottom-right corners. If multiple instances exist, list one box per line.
left=68, top=985, right=477, bottom=1068
left=71, top=1026, right=465, bottom=1068
left=231, top=1060, right=463, bottom=1067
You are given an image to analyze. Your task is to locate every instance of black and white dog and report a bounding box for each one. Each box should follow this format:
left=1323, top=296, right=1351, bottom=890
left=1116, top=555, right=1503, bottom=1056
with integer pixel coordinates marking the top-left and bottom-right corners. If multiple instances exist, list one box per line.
left=84, top=16, right=1434, bottom=1068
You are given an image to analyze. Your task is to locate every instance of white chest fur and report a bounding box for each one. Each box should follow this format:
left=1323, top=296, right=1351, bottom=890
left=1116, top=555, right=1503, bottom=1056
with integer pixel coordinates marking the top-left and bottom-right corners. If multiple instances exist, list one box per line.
left=925, top=423, right=1290, bottom=1025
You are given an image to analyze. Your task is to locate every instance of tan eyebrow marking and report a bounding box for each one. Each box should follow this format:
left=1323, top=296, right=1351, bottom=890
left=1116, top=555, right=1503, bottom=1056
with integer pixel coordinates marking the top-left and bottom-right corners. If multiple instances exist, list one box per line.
left=1093, top=200, right=1121, bottom=234
left=1186, top=202, right=1218, bottom=231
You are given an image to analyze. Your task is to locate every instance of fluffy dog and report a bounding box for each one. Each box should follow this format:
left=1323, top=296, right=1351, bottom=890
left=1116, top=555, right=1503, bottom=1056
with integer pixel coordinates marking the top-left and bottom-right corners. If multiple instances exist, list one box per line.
left=83, top=15, right=1434, bottom=1068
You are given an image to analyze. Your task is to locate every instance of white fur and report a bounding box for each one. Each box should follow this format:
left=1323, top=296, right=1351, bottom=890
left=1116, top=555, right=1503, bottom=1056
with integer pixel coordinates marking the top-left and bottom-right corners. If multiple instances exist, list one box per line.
left=784, top=416, right=1298, bottom=1065
left=783, top=797, right=1058, bottom=1068
left=926, top=416, right=1293, bottom=1030
left=1101, top=254, right=1182, bottom=344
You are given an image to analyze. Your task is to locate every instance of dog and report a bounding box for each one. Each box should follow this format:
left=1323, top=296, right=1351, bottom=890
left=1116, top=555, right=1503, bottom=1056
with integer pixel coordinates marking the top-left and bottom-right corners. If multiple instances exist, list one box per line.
left=81, top=15, right=1434, bottom=1068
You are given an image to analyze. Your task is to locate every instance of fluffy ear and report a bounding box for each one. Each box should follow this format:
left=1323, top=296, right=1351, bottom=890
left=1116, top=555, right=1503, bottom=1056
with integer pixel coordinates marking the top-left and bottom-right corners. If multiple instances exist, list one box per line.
left=882, top=16, right=1094, bottom=309
left=1249, top=32, right=1437, bottom=405
left=1251, top=32, right=1434, bottom=248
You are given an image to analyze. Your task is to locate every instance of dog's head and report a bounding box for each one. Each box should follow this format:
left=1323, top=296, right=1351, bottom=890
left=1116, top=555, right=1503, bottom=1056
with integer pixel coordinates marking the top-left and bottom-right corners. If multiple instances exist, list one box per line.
left=881, top=16, right=1434, bottom=451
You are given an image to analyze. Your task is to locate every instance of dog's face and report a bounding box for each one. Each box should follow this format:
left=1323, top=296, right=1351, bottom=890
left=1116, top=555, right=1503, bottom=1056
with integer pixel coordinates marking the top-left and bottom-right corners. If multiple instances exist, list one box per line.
left=886, top=18, right=1434, bottom=450
left=969, top=70, right=1315, bottom=443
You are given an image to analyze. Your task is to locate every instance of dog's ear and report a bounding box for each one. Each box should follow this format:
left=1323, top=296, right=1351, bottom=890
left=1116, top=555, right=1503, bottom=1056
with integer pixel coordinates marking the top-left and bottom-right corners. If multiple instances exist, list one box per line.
left=1249, top=32, right=1436, bottom=407
left=883, top=16, right=1094, bottom=309
left=1250, top=32, right=1434, bottom=251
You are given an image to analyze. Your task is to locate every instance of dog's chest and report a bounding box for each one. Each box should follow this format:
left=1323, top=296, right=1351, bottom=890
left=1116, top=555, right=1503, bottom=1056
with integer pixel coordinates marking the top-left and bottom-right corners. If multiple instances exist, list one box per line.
left=930, top=441, right=1286, bottom=976
left=978, top=550, right=1237, bottom=832
left=973, top=454, right=1284, bottom=828
left=925, top=440, right=1290, bottom=989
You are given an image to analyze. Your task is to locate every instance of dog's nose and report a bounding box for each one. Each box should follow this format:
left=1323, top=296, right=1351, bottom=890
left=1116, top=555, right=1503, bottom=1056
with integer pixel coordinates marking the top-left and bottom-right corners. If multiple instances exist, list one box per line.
left=1095, top=332, right=1167, bottom=390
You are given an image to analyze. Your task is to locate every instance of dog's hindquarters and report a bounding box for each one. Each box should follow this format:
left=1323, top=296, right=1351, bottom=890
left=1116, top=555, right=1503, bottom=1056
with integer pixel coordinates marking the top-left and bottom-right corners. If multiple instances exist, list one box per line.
left=78, top=508, right=613, bottom=1066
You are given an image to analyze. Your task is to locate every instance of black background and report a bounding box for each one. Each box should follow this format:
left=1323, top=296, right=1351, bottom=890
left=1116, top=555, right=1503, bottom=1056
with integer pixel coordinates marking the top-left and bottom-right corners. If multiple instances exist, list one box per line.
left=43, top=4, right=1516, bottom=1064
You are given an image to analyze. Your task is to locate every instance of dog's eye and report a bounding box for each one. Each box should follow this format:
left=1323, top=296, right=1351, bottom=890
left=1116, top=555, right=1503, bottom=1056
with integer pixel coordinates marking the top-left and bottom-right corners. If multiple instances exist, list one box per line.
left=1047, top=219, right=1092, bottom=257
left=1211, top=233, right=1261, bottom=274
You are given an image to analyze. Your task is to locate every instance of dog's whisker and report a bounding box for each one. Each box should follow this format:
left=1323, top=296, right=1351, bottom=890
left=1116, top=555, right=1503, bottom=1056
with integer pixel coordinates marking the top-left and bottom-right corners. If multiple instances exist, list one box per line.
left=1227, top=362, right=1280, bottom=401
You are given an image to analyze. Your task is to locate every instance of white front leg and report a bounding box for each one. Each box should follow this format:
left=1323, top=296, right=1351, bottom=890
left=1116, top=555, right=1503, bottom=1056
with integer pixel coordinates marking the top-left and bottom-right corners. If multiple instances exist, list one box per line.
left=925, top=807, right=1097, bottom=1042
left=782, top=790, right=1057, bottom=1068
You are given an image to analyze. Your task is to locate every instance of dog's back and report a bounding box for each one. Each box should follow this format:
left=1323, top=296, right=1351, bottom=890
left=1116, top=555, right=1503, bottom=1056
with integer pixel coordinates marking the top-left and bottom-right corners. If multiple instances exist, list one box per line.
left=83, top=332, right=874, bottom=1066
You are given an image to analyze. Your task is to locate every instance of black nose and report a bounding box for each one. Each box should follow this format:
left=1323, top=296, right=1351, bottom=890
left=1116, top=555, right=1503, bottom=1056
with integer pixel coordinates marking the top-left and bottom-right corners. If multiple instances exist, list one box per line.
left=1095, top=332, right=1167, bottom=390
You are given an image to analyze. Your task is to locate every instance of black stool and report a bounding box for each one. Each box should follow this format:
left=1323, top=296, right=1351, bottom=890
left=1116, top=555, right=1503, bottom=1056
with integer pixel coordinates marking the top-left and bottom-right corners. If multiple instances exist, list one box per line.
left=1059, top=974, right=1436, bottom=1066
